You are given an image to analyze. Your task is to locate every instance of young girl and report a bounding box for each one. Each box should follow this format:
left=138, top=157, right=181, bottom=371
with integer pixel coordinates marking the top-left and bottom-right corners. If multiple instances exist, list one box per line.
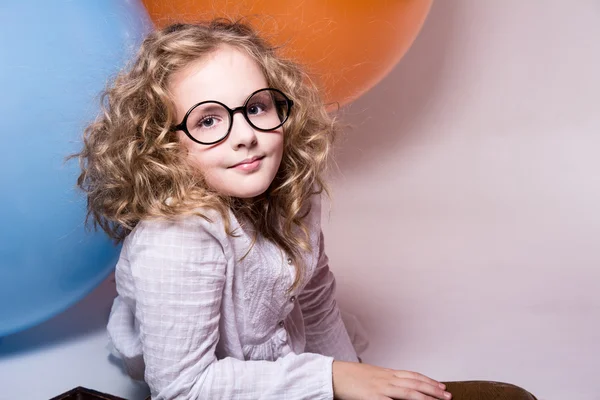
left=75, top=20, right=451, bottom=400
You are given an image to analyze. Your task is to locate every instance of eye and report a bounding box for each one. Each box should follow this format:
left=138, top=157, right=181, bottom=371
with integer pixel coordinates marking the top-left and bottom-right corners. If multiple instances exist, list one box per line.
left=198, top=115, right=220, bottom=129
left=247, top=102, right=267, bottom=116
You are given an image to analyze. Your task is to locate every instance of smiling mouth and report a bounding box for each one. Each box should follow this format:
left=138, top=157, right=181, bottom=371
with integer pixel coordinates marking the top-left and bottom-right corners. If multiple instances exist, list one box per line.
left=229, top=155, right=265, bottom=168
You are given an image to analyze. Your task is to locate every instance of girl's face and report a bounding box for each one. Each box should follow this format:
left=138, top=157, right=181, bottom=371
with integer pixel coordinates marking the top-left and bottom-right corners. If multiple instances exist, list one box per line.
left=170, top=45, right=284, bottom=198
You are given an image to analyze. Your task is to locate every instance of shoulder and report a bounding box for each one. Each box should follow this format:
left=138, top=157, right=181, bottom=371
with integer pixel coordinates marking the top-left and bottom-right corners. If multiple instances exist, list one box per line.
left=121, top=208, right=233, bottom=268
left=129, top=208, right=227, bottom=245
left=302, top=189, right=324, bottom=232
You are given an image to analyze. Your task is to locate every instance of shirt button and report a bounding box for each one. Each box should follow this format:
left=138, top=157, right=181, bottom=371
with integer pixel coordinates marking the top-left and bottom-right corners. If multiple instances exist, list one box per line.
left=278, top=320, right=285, bottom=328
left=290, top=296, right=296, bottom=303
left=287, top=257, right=292, bottom=265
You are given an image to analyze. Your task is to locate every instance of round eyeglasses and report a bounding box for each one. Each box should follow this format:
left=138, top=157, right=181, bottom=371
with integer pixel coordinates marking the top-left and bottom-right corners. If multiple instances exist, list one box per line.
left=172, top=88, right=294, bottom=145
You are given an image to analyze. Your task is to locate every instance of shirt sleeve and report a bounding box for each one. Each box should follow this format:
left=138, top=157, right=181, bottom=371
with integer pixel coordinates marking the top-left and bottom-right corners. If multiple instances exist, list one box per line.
left=297, top=230, right=359, bottom=363
left=127, top=217, right=335, bottom=400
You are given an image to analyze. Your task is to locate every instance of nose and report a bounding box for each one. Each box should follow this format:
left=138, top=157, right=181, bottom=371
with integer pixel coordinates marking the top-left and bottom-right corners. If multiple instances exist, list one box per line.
left=228, top=112, right=257, bottom=150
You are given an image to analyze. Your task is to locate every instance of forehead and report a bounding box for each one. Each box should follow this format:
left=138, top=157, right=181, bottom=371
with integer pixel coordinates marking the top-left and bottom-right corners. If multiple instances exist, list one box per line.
left=169, top=45, right=268, bottom=113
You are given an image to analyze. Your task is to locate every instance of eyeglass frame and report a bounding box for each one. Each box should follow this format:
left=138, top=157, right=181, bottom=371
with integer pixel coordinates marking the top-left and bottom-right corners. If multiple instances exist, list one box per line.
left=171, top=87, right=294, bottom=145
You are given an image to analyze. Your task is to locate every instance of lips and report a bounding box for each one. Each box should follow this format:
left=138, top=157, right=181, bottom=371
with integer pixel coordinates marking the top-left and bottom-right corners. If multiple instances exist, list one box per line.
left=229, top=155, right=264, bottom=168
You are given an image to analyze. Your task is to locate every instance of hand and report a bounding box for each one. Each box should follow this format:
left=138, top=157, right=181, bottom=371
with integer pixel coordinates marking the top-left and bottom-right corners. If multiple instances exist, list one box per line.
left=332, top=361, right=451, bottom=400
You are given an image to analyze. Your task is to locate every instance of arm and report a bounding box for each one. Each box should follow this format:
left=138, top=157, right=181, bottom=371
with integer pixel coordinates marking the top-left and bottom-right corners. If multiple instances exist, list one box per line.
left=292, top=200, right=449, bottom=400
left=297, top=230, right=359, bottom=363
left=129, top=218, right=334, bottom=400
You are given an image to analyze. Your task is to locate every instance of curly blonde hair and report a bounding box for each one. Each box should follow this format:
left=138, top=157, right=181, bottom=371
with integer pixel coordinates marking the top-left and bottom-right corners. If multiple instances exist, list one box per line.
left=74, top=19, right=337, bottom=290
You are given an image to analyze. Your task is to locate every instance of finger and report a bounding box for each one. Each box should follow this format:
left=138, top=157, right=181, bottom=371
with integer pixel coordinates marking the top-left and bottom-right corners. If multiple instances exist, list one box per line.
left=392, top=371, right=444, bottom=388
left=383, top=386, right=443, bottom=400
left=391, top=379, right=451, bottom=400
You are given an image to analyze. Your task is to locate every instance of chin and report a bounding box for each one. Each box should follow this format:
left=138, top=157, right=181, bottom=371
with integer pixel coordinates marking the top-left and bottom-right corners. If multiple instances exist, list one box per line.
left=222, top=180, right=272, bottom=199
left=231, top=189, right=267, bottom=199
left=209, top=167, right=279, bottom=199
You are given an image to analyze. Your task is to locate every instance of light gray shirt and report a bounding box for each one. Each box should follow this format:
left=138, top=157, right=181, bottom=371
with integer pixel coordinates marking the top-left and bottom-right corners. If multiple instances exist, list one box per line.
left=107, top=193, right=362, bottom=399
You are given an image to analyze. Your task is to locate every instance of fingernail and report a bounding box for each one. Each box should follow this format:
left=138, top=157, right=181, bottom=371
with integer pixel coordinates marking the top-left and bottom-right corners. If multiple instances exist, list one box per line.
left=444, top=392, right=452, bottom=399
left=439, top=383, right=446, bottom=389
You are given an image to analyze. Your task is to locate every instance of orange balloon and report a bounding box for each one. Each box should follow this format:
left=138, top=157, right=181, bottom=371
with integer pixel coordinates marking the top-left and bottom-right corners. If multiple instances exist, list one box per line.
left=142, top=0, right=432, bottom=105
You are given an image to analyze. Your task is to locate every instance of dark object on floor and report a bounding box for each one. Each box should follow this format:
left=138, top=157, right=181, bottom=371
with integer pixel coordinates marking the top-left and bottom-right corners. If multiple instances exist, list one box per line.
left=49, top=386, right=126, bottom=400
left=51, top=381, right=537, bottom=400
left=444, top=381, right=538, bottom=400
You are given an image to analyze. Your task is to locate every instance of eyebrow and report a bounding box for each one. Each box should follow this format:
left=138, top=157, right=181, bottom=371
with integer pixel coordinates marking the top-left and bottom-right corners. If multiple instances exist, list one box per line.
left=205, top=87, right=269, bottom=107
left=195, top=103, right=226, bottom=112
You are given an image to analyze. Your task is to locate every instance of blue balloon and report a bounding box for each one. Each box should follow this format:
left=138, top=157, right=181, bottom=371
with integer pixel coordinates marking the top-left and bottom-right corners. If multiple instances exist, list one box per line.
left=0, top=1, right=152, bottom=336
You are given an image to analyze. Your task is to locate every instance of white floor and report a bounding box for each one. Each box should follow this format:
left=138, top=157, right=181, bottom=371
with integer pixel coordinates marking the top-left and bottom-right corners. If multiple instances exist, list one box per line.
left=0, top=276, right=149, bottom=400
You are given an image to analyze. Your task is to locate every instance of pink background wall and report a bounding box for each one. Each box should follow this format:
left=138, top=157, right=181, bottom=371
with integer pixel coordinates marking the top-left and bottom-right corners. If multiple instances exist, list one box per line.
left=325, top=1, right=600, bottom=399
left=0, top=1, right=598, bottom=399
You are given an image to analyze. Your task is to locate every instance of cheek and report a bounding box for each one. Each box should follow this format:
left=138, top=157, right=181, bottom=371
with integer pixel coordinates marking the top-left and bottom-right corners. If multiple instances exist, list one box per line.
left=187, top=149, right=220, bottom=175
left=177, top=132, right=214, bottom=172
left=268, top=130, right=285, bottom=156
left=275, top=135, right=285, bottom=163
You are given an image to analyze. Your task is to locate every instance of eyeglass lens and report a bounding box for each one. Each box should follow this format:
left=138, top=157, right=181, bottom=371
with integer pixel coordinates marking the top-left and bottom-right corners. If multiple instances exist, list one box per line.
left=185, top=89, right=290, bottom=144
